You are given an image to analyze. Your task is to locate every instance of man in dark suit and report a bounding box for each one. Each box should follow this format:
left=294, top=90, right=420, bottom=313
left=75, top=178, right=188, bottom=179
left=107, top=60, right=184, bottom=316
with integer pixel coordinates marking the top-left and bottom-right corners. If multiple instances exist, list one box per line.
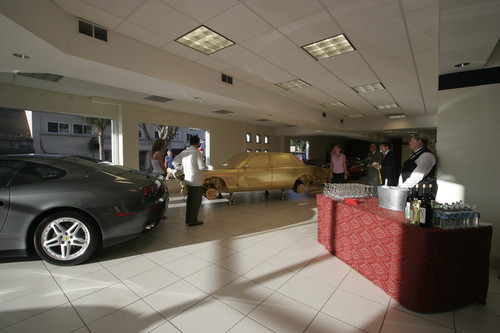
left=378, top=142, right=399, bottom=186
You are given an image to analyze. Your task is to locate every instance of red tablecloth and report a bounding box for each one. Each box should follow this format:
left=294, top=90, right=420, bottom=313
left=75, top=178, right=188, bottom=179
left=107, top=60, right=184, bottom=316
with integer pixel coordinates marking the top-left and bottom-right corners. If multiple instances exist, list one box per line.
left=317, top=194, right=492, bottom=313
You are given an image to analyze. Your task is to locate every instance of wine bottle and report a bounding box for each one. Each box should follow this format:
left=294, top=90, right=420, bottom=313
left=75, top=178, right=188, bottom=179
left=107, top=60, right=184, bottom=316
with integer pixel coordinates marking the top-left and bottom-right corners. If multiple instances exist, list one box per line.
left=404, top=187, right=413, bottom=220
left=409, top=184, right=420, bottom=225
left=419, top=184, right=433, bottom=228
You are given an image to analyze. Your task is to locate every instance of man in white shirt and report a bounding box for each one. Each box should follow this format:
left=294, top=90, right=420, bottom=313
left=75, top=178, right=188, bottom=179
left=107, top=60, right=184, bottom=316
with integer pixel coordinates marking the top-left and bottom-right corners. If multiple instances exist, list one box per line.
left=173, top=135, right=206, bottom=226
left=399, top=134, right=437, bottom=189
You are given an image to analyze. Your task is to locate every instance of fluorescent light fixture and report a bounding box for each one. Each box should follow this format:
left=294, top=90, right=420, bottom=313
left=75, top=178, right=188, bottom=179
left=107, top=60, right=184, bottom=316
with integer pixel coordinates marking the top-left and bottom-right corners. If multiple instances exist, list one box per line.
left=302, top=34, right=355, bottom=60
left=376, top=103, right=399, bottom=110
left=353, top=82, right=385, bottom=93
left=321, top=101, right=345, bottom=107
left=276, top=79, right=310, bottom=90
left=176, top=25, right=234, bottom=55
left=386, top=113, right=407, bottom=119
left=347, top=114, right=365, bottom=118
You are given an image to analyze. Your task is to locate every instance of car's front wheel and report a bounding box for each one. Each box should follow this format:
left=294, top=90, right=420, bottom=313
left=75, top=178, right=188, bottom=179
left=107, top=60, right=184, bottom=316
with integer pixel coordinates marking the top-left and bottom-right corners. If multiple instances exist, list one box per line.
left=34, top=211, right=99, bottom=266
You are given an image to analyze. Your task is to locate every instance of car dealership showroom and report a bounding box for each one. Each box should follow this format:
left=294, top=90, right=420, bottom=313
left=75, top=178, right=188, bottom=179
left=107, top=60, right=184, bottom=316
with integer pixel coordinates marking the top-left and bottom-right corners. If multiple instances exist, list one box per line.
left=1, top=1, right=499, bottom=332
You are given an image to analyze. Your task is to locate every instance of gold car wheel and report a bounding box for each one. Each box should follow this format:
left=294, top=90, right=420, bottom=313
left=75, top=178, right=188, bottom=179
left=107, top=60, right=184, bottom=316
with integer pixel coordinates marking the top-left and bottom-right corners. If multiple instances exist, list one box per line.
left=294, top=183, right=306, bottom=194
left=205, top=187, right=219, bottom=200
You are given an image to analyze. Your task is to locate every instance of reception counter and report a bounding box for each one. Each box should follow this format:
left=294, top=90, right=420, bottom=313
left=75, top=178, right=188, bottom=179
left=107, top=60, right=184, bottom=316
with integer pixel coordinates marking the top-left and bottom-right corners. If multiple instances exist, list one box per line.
left=317, top=194, right=492, bottom=313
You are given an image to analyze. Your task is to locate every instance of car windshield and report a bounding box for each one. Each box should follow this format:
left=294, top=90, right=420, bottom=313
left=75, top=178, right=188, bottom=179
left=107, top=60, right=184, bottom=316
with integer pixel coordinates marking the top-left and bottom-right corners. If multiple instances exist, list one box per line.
left=63, top=156, right=140, bottom=174
left=219, top=153, right=250, bottom=168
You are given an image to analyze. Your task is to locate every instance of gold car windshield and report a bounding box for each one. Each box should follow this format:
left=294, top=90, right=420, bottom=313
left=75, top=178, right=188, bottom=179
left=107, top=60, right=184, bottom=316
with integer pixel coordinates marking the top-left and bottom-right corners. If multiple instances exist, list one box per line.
left=220, top=152, right=251, bottom=168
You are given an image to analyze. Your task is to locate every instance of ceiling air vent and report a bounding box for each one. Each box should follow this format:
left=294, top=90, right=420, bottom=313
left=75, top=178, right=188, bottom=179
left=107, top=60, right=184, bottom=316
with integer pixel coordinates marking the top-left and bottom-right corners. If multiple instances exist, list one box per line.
left=144, top=95, right=173, bottom=103
left=221, top=73, right=233, bottom=84
left=17, top=72, right=63, bottom=82
left=78, top=19, right=108, bottom=42
left=213, top=110, right=234, bottom=114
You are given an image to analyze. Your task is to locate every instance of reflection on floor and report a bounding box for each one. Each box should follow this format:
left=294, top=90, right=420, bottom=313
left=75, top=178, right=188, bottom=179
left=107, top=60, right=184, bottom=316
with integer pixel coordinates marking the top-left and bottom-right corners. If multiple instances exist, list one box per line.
left=1, top=188, right=499, bottom=333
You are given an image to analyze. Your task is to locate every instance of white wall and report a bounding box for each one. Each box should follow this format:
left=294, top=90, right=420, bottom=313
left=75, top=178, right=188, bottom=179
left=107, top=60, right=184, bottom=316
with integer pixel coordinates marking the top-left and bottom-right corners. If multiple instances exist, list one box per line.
left=437, top=83, right=500, bottom=264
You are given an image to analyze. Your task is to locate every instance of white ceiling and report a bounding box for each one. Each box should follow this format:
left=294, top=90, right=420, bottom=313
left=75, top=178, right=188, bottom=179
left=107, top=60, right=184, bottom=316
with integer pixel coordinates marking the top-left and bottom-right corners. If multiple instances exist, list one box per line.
left=0, top=0, right=499, bottom=139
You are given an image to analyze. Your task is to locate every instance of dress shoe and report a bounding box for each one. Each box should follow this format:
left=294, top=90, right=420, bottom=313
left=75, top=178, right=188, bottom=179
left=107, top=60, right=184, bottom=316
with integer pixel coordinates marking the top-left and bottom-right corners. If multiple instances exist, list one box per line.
left=188, top=221, right=204, bottom=226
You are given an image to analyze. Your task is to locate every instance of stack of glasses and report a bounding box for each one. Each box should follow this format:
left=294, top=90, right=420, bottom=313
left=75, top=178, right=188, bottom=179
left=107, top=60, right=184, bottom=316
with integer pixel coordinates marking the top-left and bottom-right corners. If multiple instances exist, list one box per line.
left=323, top=183, right=376, bottom=201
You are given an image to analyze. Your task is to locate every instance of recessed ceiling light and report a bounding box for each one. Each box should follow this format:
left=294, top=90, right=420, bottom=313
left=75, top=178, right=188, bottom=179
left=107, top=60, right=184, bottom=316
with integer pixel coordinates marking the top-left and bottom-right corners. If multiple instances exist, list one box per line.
left=454, top=62, right=470, bottom=68
left=302, top=34, right=355, bottom=60
left=321, top=101, right=345, bottom=107
left=353, top=82, right=385, bottom=93
left=13, top=53, right=30, bottom=59
left=275, top=79, right=310, bottom=90
left=176, top=25, right=234, bottom=55
left=386, top=113, right=407, bottom=119
left=376, top=103, right=399, bottom=110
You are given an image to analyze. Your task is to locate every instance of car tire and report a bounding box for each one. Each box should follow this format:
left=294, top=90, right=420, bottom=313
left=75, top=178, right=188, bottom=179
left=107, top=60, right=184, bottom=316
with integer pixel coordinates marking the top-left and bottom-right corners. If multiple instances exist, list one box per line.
left=205, top=187, right=219, bottom=200
left=293, top=181, right=306, bottom=194
left=34, top=211, right=99, bottom=266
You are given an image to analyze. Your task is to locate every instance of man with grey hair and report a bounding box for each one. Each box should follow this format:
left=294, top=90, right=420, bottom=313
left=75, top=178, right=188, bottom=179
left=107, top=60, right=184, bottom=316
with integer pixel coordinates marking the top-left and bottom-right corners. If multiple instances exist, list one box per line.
left=399, top=134, right=437, bottom=189
left=364, top=142, right=382, bottom=186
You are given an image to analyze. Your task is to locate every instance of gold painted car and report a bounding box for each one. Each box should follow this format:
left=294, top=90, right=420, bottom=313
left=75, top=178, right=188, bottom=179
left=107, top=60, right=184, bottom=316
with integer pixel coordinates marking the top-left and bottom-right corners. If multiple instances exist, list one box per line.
left=203, top=152, right=328, bottom=201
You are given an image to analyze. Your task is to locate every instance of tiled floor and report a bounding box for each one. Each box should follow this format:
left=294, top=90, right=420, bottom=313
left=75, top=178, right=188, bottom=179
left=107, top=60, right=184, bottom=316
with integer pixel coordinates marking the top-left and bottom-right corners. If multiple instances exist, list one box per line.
left=1, top=189, right=499, bottom=333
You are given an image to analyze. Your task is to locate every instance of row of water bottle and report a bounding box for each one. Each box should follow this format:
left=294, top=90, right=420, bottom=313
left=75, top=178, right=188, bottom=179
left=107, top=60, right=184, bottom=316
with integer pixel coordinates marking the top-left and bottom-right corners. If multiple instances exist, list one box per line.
left=432, top=201, right=480, bottom=229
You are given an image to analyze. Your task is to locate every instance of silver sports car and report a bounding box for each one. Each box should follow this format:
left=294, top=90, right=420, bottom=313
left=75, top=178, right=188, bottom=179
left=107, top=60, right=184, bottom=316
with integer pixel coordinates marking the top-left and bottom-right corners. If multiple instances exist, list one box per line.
left=0, top=155, right=169, bottom=265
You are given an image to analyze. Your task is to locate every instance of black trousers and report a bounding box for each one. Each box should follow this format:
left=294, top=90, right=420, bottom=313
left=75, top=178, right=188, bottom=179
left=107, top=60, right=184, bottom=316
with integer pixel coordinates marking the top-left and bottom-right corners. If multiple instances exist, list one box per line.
left=186, top=185, right=203, bottom=224
left=332, top=172, right=345, bottom=183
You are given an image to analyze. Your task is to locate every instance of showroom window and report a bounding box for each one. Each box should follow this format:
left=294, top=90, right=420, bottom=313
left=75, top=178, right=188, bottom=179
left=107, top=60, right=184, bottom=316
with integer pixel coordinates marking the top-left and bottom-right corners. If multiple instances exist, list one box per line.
left=255, top=134, right=261, bottom=144
left=246, top=133, right=252, bottom=143
left=264, top=135, right=270, bottom=144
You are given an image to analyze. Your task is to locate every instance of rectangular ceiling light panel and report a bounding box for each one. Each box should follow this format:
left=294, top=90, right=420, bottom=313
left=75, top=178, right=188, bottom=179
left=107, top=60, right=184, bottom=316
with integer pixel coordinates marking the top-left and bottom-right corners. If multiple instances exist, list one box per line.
left=386, top=113, right=407, bottom=119
left=353, top=82, right=385, bottom=93
left=376, top=103, right=399, bottom=110
left=276, top=79, right=310, bottom=90
left=176, top=26, right=234, bottom=55
left=302, top=34, right=355, bottom=60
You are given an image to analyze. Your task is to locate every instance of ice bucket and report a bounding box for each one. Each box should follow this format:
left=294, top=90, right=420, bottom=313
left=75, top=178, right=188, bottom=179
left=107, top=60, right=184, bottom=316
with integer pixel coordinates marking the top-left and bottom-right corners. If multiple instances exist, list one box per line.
left=377, top=186, right=409, bottom=211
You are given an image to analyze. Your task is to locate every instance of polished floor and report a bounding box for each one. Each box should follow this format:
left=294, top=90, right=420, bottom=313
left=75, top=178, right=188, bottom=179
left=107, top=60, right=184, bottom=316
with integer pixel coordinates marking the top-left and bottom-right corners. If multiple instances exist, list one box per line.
left=1, top=189, right=499, bottom=333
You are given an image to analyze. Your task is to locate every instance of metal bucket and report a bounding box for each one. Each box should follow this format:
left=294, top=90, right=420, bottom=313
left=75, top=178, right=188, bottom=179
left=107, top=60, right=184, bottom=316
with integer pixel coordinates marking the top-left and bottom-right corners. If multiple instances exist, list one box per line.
left=377, top=186, right=409, bottom=211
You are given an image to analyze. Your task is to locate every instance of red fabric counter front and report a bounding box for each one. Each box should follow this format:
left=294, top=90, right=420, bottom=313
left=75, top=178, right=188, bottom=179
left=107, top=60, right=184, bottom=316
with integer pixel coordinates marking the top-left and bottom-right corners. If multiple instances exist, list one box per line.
left=316, top=194, right=492, bottom=313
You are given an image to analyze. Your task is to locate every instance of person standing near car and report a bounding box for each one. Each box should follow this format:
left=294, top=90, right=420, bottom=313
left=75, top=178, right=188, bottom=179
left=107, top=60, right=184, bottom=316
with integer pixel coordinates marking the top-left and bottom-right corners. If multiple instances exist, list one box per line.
left=330, top=144, right=348, bottom=183
left=164, top=150, right=176, bottom=179
left=173, top=135, right=206, bottom=226
left=149, top=139, right=167, bottom=176
left=364, top=143, right=382, bottom=186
